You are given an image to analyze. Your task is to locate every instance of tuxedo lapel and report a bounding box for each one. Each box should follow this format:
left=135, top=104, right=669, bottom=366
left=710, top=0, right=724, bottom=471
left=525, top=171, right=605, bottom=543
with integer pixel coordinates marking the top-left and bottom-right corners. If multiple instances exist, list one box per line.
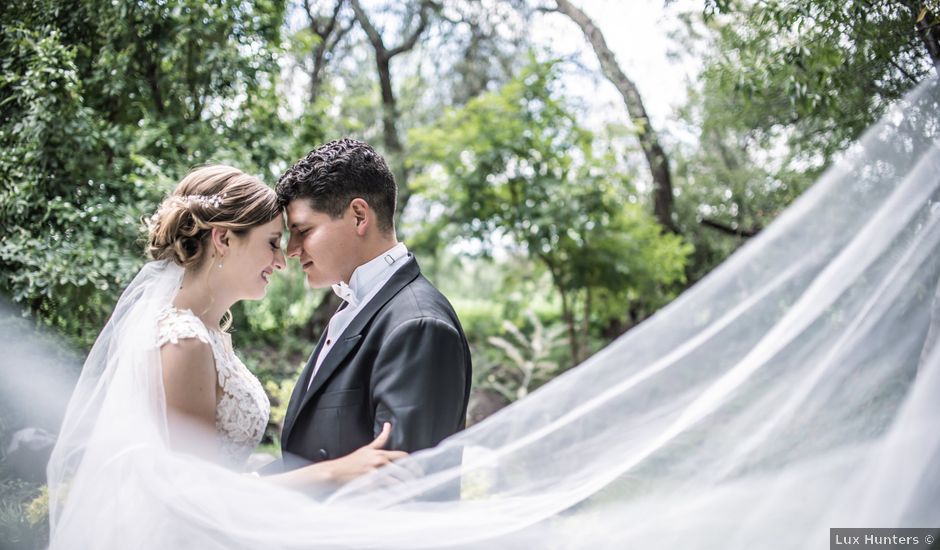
left=283, top=257, right=422, bottom=445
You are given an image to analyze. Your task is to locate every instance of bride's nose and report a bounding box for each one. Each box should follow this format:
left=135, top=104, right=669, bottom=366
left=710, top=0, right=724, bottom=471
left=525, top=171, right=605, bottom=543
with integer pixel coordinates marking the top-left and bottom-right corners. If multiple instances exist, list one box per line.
left=274, top=249, right=286, bottom=270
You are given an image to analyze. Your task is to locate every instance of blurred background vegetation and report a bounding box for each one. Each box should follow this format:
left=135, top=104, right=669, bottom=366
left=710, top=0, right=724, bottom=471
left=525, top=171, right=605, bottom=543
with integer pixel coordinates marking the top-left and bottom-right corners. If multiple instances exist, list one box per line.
left=2, top=0, right=938, bottom=546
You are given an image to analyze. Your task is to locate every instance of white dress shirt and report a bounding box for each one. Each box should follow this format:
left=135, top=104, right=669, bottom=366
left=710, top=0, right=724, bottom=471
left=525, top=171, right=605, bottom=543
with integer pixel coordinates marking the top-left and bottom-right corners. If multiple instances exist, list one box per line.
left=308, top=242, right=410, bottom=389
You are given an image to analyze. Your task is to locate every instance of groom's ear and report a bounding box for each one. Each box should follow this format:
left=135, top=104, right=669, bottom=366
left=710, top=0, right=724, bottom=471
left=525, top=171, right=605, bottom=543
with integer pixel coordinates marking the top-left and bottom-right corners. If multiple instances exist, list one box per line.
left=210, top=227, right=231, bottom=257
left=349, top=198, right=370, bottom=236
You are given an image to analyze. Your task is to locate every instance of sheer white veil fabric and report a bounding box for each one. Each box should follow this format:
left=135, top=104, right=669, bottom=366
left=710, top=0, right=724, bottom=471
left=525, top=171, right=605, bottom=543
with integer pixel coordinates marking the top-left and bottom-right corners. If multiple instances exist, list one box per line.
left=48, top=77, right=940, bottom=549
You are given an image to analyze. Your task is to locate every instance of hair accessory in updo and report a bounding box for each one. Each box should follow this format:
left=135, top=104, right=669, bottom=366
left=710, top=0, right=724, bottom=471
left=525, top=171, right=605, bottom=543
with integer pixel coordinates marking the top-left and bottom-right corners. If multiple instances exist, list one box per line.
left=184, top=194, right=225, bottom=208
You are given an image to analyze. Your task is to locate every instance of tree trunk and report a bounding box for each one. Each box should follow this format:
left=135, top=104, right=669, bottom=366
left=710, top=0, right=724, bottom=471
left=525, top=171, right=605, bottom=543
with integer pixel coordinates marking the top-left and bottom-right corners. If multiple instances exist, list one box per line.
left=553, top=0, right=678, bottom=233
left=349, top=0, right=432, bottom=217
left=375, top=52, right=410, bottom=212
left=303, top=0, right=350, bottom=104
left=538, top=252, right=580, bottom=365
left=914, top=4, right=940, bottom=78
left=579, top=287, right=591, bottom=364
left=558, top=286, right=580, bottom=366
left=145, top=59, right=164, bottom=114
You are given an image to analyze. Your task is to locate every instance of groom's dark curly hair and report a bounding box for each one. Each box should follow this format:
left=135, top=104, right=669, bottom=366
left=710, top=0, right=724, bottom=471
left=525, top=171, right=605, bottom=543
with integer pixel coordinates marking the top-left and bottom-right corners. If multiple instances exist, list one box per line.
left=276, top=138, right=397, bottom=234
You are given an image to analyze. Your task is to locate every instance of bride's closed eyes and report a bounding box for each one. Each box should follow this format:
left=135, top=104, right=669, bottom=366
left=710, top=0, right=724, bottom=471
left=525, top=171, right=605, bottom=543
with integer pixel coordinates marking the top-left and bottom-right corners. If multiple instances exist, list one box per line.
left=269, top=232, right=284, bottom=250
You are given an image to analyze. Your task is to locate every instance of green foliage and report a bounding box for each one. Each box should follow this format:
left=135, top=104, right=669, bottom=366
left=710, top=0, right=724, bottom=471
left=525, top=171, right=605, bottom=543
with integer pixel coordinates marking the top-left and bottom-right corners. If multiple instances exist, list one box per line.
left=672, top=86, right=816, bottom=280
left=0, top=19, right=163, bottom=345
left=670, top=0, right=935, bottom=280
left=0, top=0, right=289, bottom=347
left=701, top=0, right=933, bottom=160
left=478, top=310, right=567, bottom=401
left=262, top=376, right=298, bottom=451
left=451, top=297, right=507, bottom=345
left=410, top=59, right=691, bottom=361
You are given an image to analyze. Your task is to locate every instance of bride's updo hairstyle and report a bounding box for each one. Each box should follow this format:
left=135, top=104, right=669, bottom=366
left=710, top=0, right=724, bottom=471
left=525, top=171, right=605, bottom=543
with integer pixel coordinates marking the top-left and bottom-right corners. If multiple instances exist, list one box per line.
left=147, top=165, right=281, bottom=268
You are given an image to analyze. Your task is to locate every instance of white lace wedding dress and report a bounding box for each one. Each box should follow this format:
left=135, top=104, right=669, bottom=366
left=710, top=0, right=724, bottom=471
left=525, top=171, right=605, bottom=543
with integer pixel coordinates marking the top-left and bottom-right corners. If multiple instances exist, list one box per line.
left=156, top=307, right=270, bottom=469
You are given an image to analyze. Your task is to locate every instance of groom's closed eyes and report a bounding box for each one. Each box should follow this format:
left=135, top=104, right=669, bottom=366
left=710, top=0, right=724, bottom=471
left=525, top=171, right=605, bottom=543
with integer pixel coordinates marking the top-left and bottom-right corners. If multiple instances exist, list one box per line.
left=289, top=221, right=313, bottom=236
left=286, top=223, right=316, bottom=259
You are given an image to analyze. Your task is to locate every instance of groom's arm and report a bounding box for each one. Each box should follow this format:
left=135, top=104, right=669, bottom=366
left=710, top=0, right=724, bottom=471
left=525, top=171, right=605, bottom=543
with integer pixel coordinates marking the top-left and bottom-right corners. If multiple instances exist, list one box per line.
left=370, top=317, right=469, bottom=452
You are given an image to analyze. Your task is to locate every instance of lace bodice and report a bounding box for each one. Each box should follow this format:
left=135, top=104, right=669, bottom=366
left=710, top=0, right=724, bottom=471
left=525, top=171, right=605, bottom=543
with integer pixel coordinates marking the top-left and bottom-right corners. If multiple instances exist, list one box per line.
left=156, top=307, right=270, bottom=468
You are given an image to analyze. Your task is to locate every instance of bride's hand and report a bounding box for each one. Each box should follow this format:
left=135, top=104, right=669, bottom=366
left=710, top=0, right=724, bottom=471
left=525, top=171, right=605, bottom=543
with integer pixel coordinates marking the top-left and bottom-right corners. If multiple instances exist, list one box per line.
left=319, top=422, right=408, bottom=484
left=268, top=423, right=408, bottom=489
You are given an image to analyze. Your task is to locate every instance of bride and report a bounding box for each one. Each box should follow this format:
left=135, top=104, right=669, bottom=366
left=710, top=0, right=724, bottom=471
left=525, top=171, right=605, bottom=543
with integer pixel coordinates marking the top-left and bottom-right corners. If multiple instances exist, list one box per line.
left=47, top=76, right=940, bottom=549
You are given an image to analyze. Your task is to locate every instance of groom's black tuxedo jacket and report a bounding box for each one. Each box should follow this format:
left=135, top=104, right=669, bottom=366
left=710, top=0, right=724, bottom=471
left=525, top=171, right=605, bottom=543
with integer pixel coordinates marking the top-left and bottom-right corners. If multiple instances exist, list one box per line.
left=279, top=255, right=471, bottom=471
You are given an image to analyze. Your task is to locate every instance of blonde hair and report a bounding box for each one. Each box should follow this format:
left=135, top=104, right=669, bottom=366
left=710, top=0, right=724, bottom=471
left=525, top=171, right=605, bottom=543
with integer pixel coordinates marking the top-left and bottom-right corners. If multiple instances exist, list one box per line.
left=147, top=165, right=281, bottom=268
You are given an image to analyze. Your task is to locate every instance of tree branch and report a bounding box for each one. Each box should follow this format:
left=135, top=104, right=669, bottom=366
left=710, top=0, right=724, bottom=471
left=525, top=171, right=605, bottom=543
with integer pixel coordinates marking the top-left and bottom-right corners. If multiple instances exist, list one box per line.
left=890, top=56, right=920, bottom=84
left=388, top=2, right=432, bottom=58
left=700, top=217, right=759, bottom=238
left=350, top=0, right=387, bottom=55
left=915, top=7, right=940, bottom=78
left=552, top=0, right=678, bottom=233
left=305, top=0, right=350, bottom=102
left=387, top=22, right=425, bottom=57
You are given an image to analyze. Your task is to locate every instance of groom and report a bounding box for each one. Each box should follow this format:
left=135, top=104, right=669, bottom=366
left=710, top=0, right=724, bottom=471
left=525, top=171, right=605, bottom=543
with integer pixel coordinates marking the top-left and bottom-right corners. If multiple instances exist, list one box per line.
left=275, top=138, right=472, bottom=472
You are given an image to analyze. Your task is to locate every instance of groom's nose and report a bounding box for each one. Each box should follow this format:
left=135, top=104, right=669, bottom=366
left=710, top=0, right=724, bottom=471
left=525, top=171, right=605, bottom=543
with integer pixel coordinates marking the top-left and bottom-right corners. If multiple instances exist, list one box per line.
left=286, top=234, right=302, bottom=258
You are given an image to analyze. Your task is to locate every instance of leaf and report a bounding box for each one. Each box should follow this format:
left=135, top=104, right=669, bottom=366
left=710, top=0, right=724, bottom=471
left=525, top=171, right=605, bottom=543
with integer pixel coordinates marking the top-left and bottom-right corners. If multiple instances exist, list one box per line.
left=487, top=336, right=527, bottom=369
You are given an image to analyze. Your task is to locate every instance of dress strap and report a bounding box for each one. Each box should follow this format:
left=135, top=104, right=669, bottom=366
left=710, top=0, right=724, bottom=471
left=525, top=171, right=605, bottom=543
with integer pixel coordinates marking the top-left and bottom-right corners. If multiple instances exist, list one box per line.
left=156, top=307, right=212, bottom=347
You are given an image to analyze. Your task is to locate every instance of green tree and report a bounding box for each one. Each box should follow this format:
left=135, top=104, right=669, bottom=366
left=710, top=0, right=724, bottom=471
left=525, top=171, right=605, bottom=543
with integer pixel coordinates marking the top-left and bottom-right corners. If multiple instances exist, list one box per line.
left=410, top=60, right=690, bottom=363
left=670, top=0, right=939, bottom=280
left=700, top=0, right=938, bottom=162
left=0, top=0, right=288, bottom=346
